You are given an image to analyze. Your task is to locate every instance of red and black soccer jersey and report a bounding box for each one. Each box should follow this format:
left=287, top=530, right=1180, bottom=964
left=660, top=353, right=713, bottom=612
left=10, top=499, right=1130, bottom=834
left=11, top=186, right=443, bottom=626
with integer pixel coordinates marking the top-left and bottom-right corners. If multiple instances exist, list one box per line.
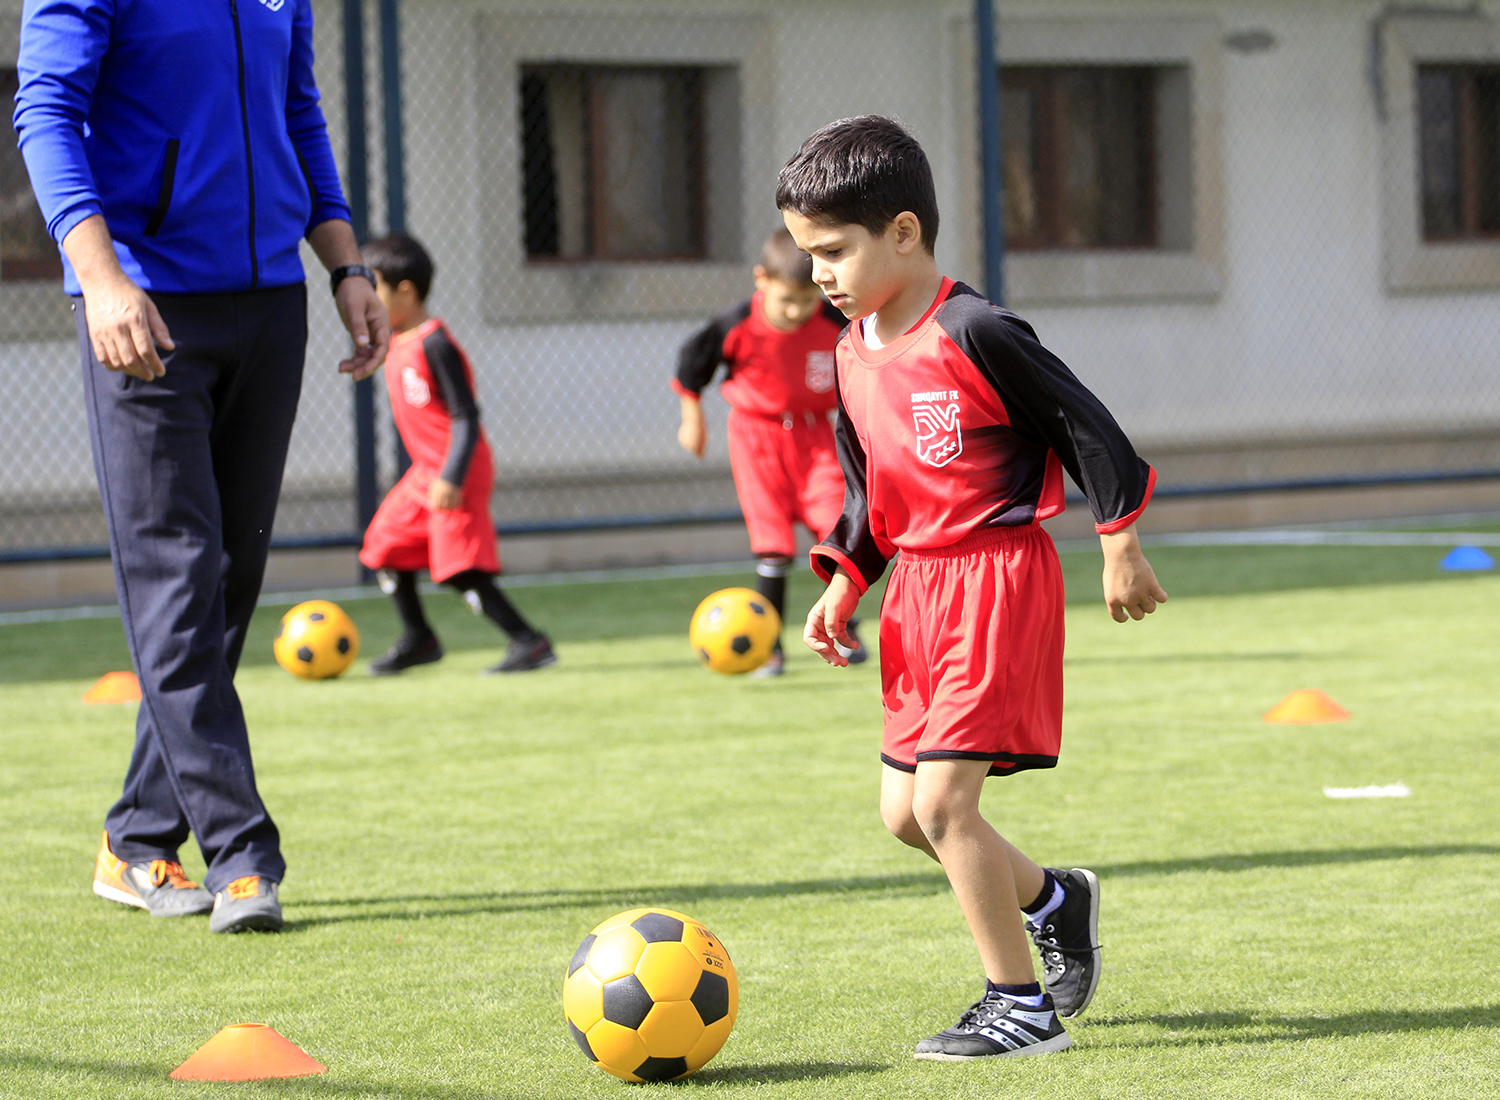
left=813, top=278, right=1155, bottom=593
left=673, top=291, right=847, bottom=417
left=384, top=317, right=490, bottom=487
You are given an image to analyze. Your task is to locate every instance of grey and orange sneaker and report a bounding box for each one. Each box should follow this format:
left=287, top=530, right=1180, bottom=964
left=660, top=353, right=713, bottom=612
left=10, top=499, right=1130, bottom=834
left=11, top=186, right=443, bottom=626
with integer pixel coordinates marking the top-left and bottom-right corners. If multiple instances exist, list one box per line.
left=92, top=831, right=214, bottom=917
left=914, top=989, right=1071, bottom=1060
left=209, top=875, right=283, bottom=934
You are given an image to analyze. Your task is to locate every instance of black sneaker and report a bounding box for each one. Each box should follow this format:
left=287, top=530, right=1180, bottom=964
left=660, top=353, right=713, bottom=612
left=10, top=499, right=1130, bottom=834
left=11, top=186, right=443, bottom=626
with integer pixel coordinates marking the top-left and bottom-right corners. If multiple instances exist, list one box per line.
left=1028, top=868, right=1101, bottom=1018
left=486, top=633, right=557, bottom=673
left=368, top=633, right=443, bottom=676
left=913, top=990, right=1071, bottom=1060
left=841, top=617, right=869, bottom=664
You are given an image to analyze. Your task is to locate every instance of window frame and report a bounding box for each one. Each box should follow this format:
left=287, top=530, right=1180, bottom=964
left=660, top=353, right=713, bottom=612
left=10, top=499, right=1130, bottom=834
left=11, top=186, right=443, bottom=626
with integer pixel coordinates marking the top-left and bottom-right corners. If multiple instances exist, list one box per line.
left=475, top=12, right=773, bottom=323
left=1379, top=13, right=1500, bottom=292
left=0, top=20, right=73, bottom=341
left=0, top=66, right=64, bottom=284
left=520, top=63, right=709, bottom=265
left=947, top=14, right=1225, bottom=306
left=1416, top=64, right=1500, bottom=243
left=1001, top=64, right=1160, bottom=252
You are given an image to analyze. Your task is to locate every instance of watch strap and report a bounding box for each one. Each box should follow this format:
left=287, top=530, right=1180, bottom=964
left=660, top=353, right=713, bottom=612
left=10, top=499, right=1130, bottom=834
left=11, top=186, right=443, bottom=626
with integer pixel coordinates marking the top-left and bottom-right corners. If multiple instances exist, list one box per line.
left=330, top=263, right=376, bottom=296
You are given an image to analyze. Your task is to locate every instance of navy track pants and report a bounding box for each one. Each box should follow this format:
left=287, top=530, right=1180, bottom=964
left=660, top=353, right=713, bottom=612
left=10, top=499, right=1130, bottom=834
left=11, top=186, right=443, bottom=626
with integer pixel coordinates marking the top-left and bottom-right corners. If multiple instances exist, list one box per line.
left=78, top=284, right=307, bottom=892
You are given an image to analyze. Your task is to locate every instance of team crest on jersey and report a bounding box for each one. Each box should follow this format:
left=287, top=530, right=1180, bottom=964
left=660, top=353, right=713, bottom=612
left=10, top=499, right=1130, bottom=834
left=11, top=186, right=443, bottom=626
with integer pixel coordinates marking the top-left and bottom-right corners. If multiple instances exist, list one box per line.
left=912, top=391, right=963, bottom=467
left=805, top=351, right=835, bottom=393
left=400, top=366, right=431, bottom=408
left=259, top=0, right=286, bottom=9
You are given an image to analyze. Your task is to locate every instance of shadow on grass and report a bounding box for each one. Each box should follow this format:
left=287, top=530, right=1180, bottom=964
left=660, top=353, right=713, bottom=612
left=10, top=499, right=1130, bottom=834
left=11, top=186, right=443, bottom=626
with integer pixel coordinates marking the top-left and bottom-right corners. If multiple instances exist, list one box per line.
left=1086, top=1004, right=1500, bottom=1047
left=687, top=1060, right=889, bottom=1086
left=0, top=1052, right=164, bottom=1088
left=285, top=844, right=1500, bottom=930
left=284, top=872, right=953, bottom=930
left=1095, top=843, right=1500, bottom=879
left=0, top=1050, right=887, bottom=1096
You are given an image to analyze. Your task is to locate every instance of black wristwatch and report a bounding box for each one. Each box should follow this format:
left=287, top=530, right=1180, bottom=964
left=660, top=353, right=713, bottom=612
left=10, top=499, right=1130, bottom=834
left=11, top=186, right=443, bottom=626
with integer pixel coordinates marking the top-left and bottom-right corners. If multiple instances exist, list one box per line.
left=330, top=263, right=376, bottom=296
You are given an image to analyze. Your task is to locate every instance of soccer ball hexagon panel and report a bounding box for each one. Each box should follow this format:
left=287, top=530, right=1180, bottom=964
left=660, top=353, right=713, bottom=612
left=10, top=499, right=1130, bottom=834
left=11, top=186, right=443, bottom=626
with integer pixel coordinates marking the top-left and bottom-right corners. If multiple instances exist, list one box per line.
left=563, top=907, right=737, bottom=1082
left=272, top=600, right=359, bottom=680
left=688, top=587, right=781, bottom=675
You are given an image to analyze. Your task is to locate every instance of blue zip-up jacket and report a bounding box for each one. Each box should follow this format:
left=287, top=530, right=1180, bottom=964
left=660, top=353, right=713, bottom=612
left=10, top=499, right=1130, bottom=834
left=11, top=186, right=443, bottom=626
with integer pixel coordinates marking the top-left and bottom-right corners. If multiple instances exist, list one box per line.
left=14, top=0, right=351, bottom=295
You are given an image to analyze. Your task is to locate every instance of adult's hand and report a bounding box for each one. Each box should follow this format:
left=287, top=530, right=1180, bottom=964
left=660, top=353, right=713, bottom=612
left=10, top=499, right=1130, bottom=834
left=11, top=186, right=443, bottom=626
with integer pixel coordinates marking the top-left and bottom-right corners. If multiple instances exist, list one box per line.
left=334, top=274, right=389, bottom=381
left=62, top=214, right=174, bottom=381
left=309, top=218, right=390, bottom=381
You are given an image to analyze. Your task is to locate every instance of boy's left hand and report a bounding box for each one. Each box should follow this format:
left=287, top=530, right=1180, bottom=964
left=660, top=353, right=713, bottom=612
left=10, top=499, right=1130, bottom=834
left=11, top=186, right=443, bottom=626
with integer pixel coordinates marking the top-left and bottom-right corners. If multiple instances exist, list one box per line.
left=427, top=478, right=462, bottom=511
left=1100, top=524, right=1168, bottom=622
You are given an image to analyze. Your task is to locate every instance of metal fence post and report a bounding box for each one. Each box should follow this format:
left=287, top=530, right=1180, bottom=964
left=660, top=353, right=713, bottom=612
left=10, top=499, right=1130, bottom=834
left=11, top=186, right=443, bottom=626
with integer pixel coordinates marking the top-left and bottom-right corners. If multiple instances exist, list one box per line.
left=345, top=0, right=378, bottom=560
left=380, top=0, right=411, bottom=479
left=975, top=0, right=1005, bottom=306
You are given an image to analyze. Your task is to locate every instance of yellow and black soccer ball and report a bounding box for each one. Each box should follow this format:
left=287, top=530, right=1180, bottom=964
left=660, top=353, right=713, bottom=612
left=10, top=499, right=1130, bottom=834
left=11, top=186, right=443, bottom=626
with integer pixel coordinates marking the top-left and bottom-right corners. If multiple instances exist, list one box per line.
left=563, top=907, right=738, bottom=1082
left=688, top=587, right=781, bottom=674
left=272, top=600, right=359, bottom=680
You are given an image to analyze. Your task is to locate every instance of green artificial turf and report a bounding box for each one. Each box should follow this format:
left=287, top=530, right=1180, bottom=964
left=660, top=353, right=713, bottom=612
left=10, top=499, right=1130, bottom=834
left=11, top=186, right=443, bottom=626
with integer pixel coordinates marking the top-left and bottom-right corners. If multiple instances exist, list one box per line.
left=1, top=540, right=1497, bottom=1098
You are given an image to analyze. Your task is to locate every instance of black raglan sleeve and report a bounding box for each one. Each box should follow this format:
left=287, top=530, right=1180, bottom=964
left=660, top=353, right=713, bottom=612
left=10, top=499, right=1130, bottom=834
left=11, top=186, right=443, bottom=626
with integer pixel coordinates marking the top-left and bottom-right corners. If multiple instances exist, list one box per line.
left=942, top=289, right=1154, bottom=532
left=809, top=367, right=891, bottom=594
left=673, top=300, right=753, bottom=397
left=422, top=328, right=481, bottom=487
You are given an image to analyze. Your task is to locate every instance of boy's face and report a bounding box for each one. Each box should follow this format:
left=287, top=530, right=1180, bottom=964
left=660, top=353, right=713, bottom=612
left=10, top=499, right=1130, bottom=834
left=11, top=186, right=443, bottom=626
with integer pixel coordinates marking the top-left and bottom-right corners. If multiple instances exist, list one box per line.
left=753, top=271, right=824, bottom=331
left=781, top=210, right=913, bottom=321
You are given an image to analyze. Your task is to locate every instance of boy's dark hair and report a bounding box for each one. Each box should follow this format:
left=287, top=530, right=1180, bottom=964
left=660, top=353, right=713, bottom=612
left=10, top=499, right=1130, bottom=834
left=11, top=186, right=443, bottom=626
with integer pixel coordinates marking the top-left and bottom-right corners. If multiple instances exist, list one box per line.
left=361, top=232, right=434, bottom=301
left=775, top=115, right=939, bottom=254
left=758, top=228, right=814, bottom=284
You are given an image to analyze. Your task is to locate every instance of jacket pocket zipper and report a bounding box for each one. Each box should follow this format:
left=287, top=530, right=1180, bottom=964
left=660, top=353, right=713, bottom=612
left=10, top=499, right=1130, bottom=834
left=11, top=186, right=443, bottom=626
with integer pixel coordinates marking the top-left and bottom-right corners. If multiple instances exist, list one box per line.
left=143, top=139, right=180, bottom=238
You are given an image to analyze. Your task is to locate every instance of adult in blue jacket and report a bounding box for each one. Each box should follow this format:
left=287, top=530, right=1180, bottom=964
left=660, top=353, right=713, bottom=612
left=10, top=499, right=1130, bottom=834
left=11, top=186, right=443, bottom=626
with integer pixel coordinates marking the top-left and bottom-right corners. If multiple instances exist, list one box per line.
left=16, top=0, right=390, bottom=933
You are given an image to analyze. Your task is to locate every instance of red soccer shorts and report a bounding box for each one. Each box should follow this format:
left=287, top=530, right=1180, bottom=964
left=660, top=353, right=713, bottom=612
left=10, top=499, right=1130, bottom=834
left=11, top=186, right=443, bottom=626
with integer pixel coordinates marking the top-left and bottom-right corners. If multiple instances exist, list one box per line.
left=358, top=457, right=500, bottom=583
left=726, top=408, right=845, bottom=558
left=879, top=524, right=1064, bottom=777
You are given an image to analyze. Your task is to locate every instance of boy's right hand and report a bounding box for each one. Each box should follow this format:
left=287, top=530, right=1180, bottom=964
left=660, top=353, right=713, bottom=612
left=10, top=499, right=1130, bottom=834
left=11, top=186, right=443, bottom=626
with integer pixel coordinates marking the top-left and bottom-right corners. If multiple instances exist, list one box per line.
left=805, top=569, right=861, bottom=666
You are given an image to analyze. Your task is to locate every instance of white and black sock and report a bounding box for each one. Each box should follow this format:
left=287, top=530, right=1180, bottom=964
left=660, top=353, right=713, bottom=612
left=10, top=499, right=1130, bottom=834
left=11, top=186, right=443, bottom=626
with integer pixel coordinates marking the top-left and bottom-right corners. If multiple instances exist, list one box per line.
left=1021, top=870, right=1064, bottom=928
left=985, top=980, right=1045, bottom=1007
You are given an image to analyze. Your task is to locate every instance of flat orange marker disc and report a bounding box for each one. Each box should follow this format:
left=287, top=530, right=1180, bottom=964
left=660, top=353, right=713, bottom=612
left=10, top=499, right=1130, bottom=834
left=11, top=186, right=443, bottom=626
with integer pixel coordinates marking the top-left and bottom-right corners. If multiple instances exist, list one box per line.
left=1263, top=689, right=1350, bottom=724
left=169, top=1024, right=325, bottom=1082
left=82, top=671, right=141, bottom=705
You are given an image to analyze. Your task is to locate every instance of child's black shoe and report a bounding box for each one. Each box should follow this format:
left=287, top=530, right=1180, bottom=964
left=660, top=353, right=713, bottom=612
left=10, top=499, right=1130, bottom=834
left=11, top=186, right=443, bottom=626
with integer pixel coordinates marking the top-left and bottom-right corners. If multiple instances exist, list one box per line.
left=1029, top=867, right=1102, bottom=1018
left=913, top=990, right=1071, bottom=1060
left=368, top=632, right=444, bottom=676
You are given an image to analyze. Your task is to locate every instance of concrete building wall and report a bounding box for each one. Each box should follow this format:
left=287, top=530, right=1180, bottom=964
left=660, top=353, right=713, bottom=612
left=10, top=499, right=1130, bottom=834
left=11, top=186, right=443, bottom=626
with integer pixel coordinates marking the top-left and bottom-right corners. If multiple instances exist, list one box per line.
left=2, top=0, right=1498, bottom=534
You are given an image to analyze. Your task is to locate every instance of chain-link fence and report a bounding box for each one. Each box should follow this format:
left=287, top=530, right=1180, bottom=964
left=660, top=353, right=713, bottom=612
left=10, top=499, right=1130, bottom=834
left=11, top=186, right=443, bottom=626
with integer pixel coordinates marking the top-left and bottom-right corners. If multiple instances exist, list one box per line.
left=3, top=0, right=1500, bottom=565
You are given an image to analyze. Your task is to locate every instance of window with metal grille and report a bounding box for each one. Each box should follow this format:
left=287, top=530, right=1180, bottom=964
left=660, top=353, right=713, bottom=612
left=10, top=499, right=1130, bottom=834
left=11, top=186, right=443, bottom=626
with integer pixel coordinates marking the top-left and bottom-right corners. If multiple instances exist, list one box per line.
left=1001, top=66, right=1160, bottom=250
left=520, top=64, right=706, bottom=262
left=1417, top=65, right=1500, bottom=241
left=0, top=68, right=62, bottom=282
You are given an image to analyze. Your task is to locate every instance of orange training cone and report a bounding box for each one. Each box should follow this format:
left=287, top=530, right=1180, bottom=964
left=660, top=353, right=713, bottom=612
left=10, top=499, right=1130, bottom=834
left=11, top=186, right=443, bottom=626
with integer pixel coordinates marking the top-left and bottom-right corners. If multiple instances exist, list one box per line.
left=82, top=671, right=141, bottom=705
left=169, top=1024, right=326, bottom=1081
left=1263, top=689, right=1350, bottom=724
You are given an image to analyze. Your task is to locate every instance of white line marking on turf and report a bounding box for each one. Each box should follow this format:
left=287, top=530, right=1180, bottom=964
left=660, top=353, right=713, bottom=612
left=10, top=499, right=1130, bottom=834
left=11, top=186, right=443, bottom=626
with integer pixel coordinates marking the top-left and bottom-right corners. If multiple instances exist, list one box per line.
left=1055, top=530, right=1500, bottom=552
left=1323, top=783, right=1411, bottom=799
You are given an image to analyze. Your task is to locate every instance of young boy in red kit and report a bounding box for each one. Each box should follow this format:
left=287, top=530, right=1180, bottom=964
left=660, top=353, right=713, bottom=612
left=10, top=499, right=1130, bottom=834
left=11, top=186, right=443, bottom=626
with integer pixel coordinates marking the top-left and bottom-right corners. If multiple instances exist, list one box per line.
left=779, top=117, right=1168, bottom=1058
left=358, top=233, right=555, bottom=675
left=674, top=229, right=866, bottom=675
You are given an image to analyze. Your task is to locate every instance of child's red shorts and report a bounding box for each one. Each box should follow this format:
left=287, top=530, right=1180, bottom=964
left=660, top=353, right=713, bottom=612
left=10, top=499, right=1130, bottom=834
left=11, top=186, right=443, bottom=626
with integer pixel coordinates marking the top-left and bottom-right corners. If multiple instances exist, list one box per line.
left=879, top=524, right=1064, bottom=777
left=358, top=456, right=500, bottom=583
left=727, top=408, right=845, bottom=558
